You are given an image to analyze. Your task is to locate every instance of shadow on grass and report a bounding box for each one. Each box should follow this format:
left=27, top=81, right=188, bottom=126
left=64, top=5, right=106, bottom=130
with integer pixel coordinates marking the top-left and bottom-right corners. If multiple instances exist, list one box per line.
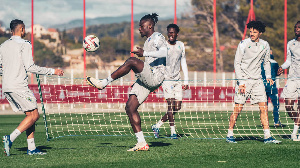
left=15, top=145, right=51, bottom=154
left=148, top=141, right=172, bottom=147
left=235, top=136, right=264, bottom=142
left=96, top=143, right=127, bottom=148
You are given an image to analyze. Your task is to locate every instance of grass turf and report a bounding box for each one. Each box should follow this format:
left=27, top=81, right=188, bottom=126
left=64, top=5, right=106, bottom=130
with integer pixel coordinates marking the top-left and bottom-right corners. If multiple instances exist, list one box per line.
left=1, top=114, right=300, bottom=168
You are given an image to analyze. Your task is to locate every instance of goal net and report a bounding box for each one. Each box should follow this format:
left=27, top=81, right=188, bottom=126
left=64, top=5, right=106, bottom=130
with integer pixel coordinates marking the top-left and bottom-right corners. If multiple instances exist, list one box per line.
left=0, top=73, right=294, bottom=140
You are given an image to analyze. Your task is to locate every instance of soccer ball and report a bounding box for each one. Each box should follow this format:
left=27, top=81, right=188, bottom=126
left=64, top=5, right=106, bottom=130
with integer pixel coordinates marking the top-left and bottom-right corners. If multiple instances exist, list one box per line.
left=83, top=35, right=100, bottom=52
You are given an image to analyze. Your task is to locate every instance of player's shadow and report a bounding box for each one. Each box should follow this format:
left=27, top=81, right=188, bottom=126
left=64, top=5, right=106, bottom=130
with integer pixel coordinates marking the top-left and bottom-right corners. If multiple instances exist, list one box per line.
left=148, top=141, right=172, bottom=147
left=235, top=136, right=264, bottom=142
left=96, top=143, right=127, bottom=148
left=15, top=146, right=51, bottom=154
left=278, top=135, right=291, bottom=139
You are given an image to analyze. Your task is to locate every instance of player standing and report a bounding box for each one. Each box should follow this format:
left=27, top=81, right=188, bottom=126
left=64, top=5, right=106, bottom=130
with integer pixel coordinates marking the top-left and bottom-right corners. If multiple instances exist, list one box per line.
left=261, top=50, right=281, bottom=126
left=86, top=13, right=167, bottom=151
left=226, top=21, right=281, bottom=144
left=151, top=24, right=188, bottom=139
left=1, top=19, right=64, bottom=156
left=278, top=21, right=300, bottom=141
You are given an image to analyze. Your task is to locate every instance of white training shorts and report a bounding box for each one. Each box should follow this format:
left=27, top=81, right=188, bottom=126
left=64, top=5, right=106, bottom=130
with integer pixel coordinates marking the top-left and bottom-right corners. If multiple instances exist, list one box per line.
left=281, top=79, right=300, bottom=99
left=4, top=91, right=37, bottom=112
left=129, top=63, right=164, bottom=104
left=234, top=79, right=267, bottom=105
left=162, top=80, right=183, bottom=100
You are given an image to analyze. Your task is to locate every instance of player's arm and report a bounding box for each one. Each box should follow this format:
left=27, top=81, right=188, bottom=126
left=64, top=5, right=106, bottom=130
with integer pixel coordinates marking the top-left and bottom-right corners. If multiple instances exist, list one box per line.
left=263, top=44, right=274, bottom=85
left=21, top=43, right=63, bottom=76
left=143, top=34, right=167, bottom=58
left=278, top=42, right=292, bottom=75
left=181, top=44, right=189, bottom=90
left=234, top=41, right=246, bottom=87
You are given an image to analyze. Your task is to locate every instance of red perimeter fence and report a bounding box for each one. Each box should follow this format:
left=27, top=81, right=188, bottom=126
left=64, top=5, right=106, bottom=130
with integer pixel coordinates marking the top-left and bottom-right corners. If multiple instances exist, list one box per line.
left=0, top=85, right=285, bottom=104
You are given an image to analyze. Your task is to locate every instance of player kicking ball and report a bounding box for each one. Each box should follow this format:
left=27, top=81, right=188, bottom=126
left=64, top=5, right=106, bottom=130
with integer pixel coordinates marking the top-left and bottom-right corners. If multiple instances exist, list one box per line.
left=86, top=13, right=167, bottom=151
left=226, top=21, right=281, bottom=144
left=278, top=21, right=300, bottom=141
left=151, top=24, right=188, bottom=139
left=0, top=19, right=64, bottom=156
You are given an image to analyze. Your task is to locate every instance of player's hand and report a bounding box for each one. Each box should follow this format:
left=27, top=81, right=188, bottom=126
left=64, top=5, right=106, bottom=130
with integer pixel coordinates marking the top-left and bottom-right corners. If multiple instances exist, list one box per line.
left=182, top=85, right=189, bottom=90
left=131, top=47, right=144, bottom=57
left=239, top=84, right=246, bottom=94
left=277, top=66, right=283, bottom=76
left=266, top=78, right=274, bottom=85
left=54, top=69, right=64, bottom=76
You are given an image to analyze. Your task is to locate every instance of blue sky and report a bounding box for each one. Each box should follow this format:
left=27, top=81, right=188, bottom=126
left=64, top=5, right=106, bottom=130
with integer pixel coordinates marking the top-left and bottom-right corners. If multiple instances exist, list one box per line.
left=0, top=0, right=192, bottom=28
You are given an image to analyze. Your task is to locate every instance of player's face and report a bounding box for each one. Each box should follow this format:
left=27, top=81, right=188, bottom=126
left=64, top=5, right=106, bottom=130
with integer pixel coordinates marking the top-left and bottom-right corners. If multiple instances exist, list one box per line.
left=294, top=23, right=300, bottom=38
left=139, top=20, right=151, bottom=38
left=167, top=28, right=178, bottom=44
left=249, top=28, right=261, bottom=42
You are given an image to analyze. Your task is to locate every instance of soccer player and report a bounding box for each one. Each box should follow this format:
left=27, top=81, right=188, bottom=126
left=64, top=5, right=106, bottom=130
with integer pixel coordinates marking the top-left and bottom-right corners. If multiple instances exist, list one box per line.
left=86, top=13, right=167, bottom=151
left=0, top=19, right=64, bottom=156
left=226, top=21, right=281, bottom=144
left=151, top=24, right=188, bottom=139
left=261, top=50, right=281, bottom=126
left=278, top=21, right=300, bottom=141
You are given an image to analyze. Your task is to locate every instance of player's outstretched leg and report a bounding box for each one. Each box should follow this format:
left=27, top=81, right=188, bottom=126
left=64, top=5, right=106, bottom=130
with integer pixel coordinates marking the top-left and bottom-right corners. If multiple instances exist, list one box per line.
left=86, top=57, right=144, bottom=90
left=3, top=135, right=12, bottom=156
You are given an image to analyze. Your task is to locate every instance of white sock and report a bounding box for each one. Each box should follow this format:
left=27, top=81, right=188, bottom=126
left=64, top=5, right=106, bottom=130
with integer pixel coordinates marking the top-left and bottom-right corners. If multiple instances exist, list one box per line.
left=156, top=120, right=164, bottom=128
left=263, top=129, right=271, bottom=139
left=102, top=75, right=114, bottom=87
left=27, top=138, right=36, bottom=151
left=10, top=129, right=21, bottom=142
left=292, top=124, right=299, bottom=135
left=170, top=126, right=176, bottom=135
left=135, top=131, right=146, bottom=143
left=227, top=129, right=234, bottom=137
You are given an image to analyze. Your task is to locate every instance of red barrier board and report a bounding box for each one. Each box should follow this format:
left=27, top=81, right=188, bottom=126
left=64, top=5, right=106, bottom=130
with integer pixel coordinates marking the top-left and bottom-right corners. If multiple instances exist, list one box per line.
left=0, top=84, right=284, bottom=104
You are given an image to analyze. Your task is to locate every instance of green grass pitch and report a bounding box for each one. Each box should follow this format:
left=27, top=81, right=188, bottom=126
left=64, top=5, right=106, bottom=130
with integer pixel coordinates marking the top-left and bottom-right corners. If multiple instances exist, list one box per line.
left=1, top=114, right=300, bottom=168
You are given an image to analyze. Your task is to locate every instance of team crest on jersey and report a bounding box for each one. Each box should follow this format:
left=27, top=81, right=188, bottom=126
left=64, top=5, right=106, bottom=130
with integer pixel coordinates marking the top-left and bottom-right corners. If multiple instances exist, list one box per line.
left=25, top=40, right=31, bottom=44
left=26, top=97, right=33, bottom=102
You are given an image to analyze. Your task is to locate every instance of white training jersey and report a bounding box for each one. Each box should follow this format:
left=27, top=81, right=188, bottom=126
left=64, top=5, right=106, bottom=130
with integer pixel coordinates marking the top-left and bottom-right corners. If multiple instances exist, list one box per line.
left=143, top=32, right=168, bottom=73
left=165, top=41, right=189, bottom=85
left=234, top=38, right=271, bottom=85
left=0, top=36, right=54, bottom=92
left=281, top=39, right=300, bottom=79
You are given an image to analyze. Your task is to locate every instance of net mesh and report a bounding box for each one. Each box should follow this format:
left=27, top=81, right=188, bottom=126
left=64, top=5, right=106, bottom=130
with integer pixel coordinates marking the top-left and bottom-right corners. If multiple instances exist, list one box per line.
left=32, top=75, right=294, bottom=140
left=0, top=74, right=294, bottom=140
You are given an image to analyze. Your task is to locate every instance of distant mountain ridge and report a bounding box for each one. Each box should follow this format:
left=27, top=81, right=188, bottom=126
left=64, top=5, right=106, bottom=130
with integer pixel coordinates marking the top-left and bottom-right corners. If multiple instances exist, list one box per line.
left=51, top=13, right=172, bottom=30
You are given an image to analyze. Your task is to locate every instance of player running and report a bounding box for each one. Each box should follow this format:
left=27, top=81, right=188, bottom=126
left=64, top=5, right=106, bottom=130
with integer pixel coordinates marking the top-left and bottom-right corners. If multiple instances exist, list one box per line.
left=151, top=24, right=188, bottom=139
left=86, top=13, right=167, bottom=151
left=226, top=21, right=281, bottom=144
left=278, top=21, right=300, bottom=141
left=1, top=19, right=64, bottom=156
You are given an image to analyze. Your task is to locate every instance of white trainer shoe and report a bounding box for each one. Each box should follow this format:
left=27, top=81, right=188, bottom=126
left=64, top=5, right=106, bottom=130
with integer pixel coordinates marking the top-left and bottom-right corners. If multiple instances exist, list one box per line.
left=86, top=76, right=106, bottom=90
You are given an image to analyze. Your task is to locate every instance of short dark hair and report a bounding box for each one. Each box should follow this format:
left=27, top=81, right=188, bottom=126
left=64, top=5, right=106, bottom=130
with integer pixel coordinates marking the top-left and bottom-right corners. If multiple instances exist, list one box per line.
left=10, top=19, right=24, bottom=32
left=296, top=21, right=300, bottom=25
left=140, top=13, right=159, bottom=26
left=167, top=24, right=180, bottom=33
left=247, top=21, right=266, bottom=33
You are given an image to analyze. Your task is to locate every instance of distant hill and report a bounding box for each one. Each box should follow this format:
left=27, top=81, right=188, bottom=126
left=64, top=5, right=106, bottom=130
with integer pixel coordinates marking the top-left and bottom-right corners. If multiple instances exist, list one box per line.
left=51, top=13, right=173, bottom=30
